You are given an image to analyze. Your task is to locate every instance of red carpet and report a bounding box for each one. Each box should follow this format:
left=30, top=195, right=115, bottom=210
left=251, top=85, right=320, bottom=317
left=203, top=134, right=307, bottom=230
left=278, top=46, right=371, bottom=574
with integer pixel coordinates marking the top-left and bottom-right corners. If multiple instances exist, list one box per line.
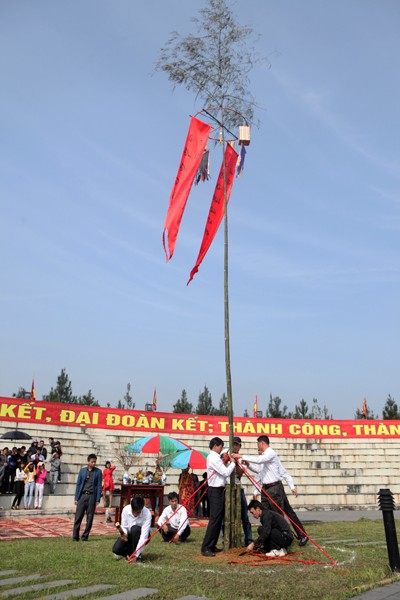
left=0, top=516, right=208, bottom=541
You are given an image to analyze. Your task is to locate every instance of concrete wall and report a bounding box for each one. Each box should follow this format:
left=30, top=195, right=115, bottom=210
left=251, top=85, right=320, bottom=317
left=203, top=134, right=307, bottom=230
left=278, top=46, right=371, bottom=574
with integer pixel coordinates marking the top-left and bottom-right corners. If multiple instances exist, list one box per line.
left=1, top=422, right=398, bottom=512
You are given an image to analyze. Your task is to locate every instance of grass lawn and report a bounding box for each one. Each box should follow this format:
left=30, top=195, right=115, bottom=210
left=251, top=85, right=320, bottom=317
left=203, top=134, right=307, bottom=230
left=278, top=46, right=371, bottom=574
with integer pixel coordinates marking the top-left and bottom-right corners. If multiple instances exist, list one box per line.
left=1, top=518, right=400, bottom=600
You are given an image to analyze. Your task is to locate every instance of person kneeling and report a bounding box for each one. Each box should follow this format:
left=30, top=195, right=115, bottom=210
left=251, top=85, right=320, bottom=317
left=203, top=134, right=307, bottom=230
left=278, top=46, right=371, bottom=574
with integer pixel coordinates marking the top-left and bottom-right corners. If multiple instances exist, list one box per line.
left=246, top=499, right=293, bottom=557
left=157, top=491, right=191, bottom=543
left=112, top=496, right=151, bottom=562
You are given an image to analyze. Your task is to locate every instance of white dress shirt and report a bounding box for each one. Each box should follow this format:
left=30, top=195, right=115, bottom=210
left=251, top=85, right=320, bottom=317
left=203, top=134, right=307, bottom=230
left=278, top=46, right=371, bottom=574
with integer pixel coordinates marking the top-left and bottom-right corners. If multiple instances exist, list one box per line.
left=207, top=449, right=235, bottom=487
left=157, top=503, right=189, bottom=536
left=241, top=447, right=295, bottom=490
left=121, top=505, right=152, bottom=557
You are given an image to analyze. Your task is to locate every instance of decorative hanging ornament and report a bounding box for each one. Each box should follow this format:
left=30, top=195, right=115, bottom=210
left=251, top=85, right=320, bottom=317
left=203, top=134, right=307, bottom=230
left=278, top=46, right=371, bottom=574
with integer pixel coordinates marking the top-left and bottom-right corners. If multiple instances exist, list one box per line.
left=194, top=149, right=210, bottom=185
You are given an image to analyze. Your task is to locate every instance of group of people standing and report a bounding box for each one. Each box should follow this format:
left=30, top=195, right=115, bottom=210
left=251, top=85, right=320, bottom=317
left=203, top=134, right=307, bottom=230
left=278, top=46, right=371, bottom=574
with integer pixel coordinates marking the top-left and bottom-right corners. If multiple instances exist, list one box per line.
left=72, top=435, right=308, bottom=563
left=0, top=438, right=63, bottom=510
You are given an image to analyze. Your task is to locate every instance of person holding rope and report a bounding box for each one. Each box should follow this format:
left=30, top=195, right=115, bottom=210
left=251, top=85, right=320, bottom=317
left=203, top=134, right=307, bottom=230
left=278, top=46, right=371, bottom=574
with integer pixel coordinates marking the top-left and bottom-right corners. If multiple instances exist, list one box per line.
left=157, top=491, right=191, bottom=543
left=112, top=495, right=151, bottom=562
left=246, top=499, right=294, bottom=557
left=232, top=435, right=308, bottom=546
left=201, top=437, right=236, bottom=557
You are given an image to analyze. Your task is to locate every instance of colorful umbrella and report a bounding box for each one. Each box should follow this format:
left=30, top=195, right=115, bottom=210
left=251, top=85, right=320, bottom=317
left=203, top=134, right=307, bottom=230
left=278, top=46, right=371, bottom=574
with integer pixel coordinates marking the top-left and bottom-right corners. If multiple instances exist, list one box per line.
left=159, top=448, right=209, bottom=470
left=125, top=434, right=189, bottom=455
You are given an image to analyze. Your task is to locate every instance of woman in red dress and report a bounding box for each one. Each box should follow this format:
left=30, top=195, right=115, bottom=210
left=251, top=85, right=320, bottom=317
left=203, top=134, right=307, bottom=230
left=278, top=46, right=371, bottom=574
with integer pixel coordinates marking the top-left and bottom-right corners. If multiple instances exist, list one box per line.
left=178, top=467, right=195, bottom=517
left=102, top=461, right=116, bottom=509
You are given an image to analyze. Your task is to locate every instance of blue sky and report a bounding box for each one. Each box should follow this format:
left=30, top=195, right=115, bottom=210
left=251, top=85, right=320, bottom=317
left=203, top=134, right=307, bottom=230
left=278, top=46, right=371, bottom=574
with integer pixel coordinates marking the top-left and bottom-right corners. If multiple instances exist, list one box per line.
left=1, top=1, right=399, bottom=419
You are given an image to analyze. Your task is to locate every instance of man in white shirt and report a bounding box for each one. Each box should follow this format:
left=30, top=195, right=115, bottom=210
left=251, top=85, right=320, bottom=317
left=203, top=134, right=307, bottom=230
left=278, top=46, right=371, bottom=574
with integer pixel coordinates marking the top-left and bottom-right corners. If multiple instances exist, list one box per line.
left=232, top=435, right=308, bottom=546
left=201, top=437, right=236, bottom=557
left=112, top=496, right=151, bottom=562
left=158, top=491, right=191, bottom=543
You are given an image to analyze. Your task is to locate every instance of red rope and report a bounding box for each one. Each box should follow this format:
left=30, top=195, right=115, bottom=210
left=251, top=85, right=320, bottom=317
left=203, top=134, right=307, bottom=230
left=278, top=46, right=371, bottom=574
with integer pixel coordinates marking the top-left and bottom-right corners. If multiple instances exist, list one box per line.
left=237, top=461, right=337, bottom=567
left=127, top=471, right=216, bottom=560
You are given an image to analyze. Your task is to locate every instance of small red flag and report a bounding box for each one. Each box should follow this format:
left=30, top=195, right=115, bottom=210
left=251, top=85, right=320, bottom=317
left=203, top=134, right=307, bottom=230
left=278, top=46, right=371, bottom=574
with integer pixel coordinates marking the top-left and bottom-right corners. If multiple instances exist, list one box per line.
left=362, top=399, right=367, bottom=416
left=152, top=388, right=157, bottom=412
left=31, top=379, right=36, bottom=401
left=253, top=395, right=258, bottom=418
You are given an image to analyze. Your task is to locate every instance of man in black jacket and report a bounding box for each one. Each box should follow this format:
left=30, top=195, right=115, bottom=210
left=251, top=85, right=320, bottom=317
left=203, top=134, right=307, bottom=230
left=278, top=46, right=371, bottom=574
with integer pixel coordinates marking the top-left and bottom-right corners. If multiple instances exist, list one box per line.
left=245, top=499, right=293, bottom=557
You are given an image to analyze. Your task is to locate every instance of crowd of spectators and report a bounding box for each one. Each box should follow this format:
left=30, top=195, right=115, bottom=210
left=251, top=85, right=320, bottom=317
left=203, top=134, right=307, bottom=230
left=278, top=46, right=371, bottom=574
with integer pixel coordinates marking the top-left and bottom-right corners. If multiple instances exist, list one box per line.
left=0, top=438, right=63, bottom=510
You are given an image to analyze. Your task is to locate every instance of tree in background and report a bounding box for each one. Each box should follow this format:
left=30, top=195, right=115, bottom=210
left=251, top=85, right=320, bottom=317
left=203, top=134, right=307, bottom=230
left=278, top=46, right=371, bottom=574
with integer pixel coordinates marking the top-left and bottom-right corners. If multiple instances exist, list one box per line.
left=243, top=408, right=249, bottom=417
left=382, top=394, right=399, bottom=419
left=310, top=398, right=332, bottom=420
left=215, top=392, right=228, bottom=416
left=12, top=387, right=30, bottom=399
left=196, top=385, right=215, bottom=415
left=266, top=395, right=289, bottom=418
left=43, top=368, right=99, bottom=406
left=173, top=389, right=193, bottom=414
left=292, top=399, right=311, bottom=419
left=118, top=382, right=135, bottom=410
left=43, top=368, right=75, bottom=403
left=77, top=389, right=99, bottom=407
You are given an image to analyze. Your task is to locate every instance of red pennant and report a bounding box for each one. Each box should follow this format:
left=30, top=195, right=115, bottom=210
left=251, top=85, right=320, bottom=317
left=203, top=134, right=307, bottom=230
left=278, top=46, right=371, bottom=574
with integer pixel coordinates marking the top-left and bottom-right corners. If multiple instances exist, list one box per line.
left=163, top=117, right=211, bottom=262
left=187, top=144, right=238, bottom=284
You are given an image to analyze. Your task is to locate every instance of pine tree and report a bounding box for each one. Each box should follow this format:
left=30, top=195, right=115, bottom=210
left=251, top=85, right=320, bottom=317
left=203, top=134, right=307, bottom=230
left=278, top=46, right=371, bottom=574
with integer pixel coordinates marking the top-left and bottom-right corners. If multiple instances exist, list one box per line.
left=77, top=389, right=99, bottom=407
left=293, top=399, right=310, bottom=419
left=118, top=383, right=135, bottom=410
left=215, top=393, right=228, bottom=416
left=43, top=368, right=75, bottom=403
left=173, top=389, right=193, bottom=414
left=196, top=385, right=215, bottom=415
left=382, top=394, right=399, bottom=419
left=266, top=396, right=289, bottom=418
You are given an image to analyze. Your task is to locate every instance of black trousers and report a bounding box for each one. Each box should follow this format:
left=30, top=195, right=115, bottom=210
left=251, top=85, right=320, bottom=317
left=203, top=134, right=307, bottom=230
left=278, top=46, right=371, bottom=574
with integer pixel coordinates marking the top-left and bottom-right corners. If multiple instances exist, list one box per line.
left=201, top=487, right=225, bottom=552
left=12, top=481, right=24, bottom=507
left=160, top=523, right=191, bottom=542
left=282, top=492, right=306, bottom=538
left=257, top=525, right=293, bottom=552
left=73, top=494, right=96, bottom=540
left=112, top=525, right=142, bottom=557
left=261, top=481, right=286, bottom=512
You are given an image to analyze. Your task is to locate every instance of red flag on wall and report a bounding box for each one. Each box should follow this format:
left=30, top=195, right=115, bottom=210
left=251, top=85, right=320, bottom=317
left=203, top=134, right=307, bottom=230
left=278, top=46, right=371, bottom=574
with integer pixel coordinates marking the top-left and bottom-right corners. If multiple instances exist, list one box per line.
left=163, top=117, right=211, bottom=262
left=31, top=379, right=36, bottom=401
left=253, top=395, right=258, bottom=418
left=362, top=399, right=367, bottom=416
left=152, top=388, right=157, bottom=412
left=187, top=143, right=238, bottom=284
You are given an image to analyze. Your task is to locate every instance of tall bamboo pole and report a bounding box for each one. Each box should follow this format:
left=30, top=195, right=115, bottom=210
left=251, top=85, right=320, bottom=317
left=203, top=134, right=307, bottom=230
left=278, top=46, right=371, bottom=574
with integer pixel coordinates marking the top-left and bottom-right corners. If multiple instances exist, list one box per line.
left=220, top=109, right=237, bottom=548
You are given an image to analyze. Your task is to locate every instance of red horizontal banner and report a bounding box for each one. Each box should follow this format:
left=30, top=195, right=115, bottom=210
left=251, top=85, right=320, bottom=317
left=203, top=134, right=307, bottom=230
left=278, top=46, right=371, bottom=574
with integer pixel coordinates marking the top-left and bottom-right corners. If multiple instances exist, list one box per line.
left=0, top=397, right=399, bottom=439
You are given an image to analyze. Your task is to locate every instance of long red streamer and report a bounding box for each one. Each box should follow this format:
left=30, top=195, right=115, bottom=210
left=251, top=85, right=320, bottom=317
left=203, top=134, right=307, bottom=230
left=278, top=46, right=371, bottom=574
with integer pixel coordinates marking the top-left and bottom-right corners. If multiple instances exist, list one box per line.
left=187, top=143, right=238, bottom=284
left=163, top=117, right=211, bottom=262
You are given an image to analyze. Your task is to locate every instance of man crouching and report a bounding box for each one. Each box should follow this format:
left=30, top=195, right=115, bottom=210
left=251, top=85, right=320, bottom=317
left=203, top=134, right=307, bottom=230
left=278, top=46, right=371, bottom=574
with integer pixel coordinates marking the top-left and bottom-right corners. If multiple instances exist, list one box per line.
left=157, top=491, right=191, bottom=543
left=246, top=499, right=293, bottom=557
left=112, top=496, right=151, bottom=562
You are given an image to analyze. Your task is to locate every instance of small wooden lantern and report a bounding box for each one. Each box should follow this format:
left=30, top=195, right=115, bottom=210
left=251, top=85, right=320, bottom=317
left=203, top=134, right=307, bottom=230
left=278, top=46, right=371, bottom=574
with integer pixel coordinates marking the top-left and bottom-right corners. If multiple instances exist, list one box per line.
left=238, top=125, right=251, bottom=146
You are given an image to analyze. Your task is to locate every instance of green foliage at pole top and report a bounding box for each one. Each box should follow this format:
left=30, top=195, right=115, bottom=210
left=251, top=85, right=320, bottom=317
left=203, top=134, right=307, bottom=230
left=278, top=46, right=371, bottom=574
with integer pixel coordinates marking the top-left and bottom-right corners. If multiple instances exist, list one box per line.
left=155, top=0, right=263, bottom=130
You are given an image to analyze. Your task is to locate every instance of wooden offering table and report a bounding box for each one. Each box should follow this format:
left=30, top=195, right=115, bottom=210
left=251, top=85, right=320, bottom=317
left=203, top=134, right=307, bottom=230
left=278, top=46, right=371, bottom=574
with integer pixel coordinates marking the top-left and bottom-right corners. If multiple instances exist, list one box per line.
left=115, top=484, right=164, bottom=525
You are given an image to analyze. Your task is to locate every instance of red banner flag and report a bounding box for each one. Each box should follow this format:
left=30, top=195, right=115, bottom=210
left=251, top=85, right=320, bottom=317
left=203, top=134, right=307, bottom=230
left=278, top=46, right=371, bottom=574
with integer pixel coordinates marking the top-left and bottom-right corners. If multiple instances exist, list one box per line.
left=163, top=117, right=211, bottom=262
left=152, top=388, right=157, bottom=412
left=187, top=143, right=238, bottom=284
left=31, top=379, right=36, bottom=401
